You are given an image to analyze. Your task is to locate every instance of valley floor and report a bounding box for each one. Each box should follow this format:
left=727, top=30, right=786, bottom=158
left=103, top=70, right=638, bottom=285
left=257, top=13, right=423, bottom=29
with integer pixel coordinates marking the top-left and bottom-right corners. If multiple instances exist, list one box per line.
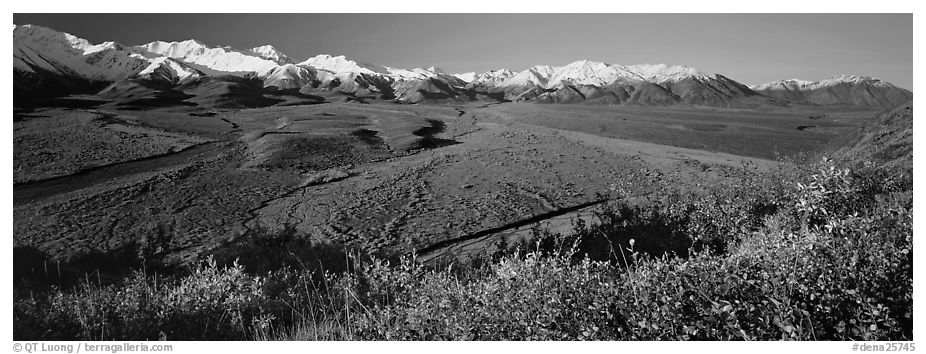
left=13, top=102, right=879, bottom=263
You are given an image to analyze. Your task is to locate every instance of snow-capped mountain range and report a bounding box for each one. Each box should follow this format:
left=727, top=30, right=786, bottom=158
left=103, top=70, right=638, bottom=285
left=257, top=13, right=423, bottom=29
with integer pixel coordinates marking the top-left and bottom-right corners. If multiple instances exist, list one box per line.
left=751, top=75, right=898, bottom=92
left=750, top=75, right=911, bottom=108
left=14, top=24, right=912, bottom=109
left=14, top=25, right=204, bottom=84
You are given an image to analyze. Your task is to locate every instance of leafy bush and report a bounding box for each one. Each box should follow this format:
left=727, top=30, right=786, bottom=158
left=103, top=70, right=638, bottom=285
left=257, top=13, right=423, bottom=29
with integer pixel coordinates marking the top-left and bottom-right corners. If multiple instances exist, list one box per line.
left=210, top=224, right=354, bottom=276
left=15, top=258, right=274, bottom=340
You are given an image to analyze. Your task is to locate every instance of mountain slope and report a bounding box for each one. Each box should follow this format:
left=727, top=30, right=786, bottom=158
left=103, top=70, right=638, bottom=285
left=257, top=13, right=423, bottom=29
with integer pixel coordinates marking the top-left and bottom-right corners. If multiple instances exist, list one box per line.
left=176, top=75, right=284, bottom=109
left=258, top=64, right=319, bottom=90
left=661, top=74, right=766, bottom=107
left=837, top=103, right=912, bottom=181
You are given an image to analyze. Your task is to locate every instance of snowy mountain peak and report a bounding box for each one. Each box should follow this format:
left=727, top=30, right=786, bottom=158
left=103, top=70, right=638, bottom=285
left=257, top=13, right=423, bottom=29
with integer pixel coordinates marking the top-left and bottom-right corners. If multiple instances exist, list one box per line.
left=453, top=72, right=477, bottom=82
left=546, top=60, right=636, bottom=88
left=247, top=45, right=292, bottom=64
left=499, top=65, right=556, bottom=88
left=470, top=69, right=515, bottom=85
left=559, top=59, right=610, bottom=72
left=298, top=54, right=389, bottom=76
left=14, top=24, right=202, bottom=83
left=14, top=23, right=911, bottom=109
left=625, top=63, right=709, bottom=83
left=14, top=24, right=93, bottom=53
left=385, top=67, right=428, bottom=80
left=787, top=78, right=814, bottom=85
left=383, top=66, right=452, bottom=81
left=83, top=41, right=125, bottom=55
left=157, top=39, right=210, bottom=53
left=15, top=24, right=93, bottom=74
left=180, top=39, right=208, bottom=47
left=816, top=75, right=893, bottom=88
left=139, top=39, right=281, bottom=73
left=142, top=40, right=207, bottom=56
left=259, top=62, right=311, bottom=75
left=479, top=69, right=513, bottom=77
left=258, top=63, right=318, bottom=89
left=529, top=65, right=555, bottom=73
left=751, top=78, right=815, bottom=91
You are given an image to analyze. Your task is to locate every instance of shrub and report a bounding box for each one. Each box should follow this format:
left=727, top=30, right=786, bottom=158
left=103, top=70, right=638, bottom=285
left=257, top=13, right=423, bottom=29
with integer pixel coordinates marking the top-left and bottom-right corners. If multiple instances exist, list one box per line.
left=15, top=258, right=278, bottom=340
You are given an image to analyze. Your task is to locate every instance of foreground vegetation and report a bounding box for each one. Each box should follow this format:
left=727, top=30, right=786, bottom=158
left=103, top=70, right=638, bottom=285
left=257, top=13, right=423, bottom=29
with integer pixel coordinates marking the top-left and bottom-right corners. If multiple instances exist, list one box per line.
left=14, top=106, right=913, bottom=340
left=14, top=155, right=911, bottom=341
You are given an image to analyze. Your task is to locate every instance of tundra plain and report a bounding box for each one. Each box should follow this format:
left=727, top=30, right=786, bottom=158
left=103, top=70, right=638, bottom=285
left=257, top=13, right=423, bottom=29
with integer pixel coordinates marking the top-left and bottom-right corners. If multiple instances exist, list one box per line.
left=13, top=102, right=880, bottom=264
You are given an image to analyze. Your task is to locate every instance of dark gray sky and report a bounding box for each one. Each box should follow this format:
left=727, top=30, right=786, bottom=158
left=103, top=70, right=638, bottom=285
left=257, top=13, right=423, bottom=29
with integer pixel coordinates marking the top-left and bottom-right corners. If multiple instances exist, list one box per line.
left=13, top=13, right=913, bottom=88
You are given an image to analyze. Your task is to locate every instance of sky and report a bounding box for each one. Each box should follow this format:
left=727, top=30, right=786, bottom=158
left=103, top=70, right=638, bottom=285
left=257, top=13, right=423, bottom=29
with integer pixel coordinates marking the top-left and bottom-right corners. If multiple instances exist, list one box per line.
left=12, top=13, right=913, bottom=89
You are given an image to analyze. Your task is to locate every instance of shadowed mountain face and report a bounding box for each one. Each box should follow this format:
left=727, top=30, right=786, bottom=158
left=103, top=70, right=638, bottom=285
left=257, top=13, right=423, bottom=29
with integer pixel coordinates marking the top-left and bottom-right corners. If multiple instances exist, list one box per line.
left=662, top=75, right=754, bottom=106
left=14, top=63, right=107, bottom=106
left=625, top=82, right=680, bottom=106
left=13, top=24, right=912, bottom=110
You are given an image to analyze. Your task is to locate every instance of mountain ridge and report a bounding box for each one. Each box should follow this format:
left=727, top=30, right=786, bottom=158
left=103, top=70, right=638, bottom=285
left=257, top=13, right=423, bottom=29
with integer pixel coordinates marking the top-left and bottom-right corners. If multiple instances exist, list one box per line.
left=13, top=24, right=912, bottom=109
